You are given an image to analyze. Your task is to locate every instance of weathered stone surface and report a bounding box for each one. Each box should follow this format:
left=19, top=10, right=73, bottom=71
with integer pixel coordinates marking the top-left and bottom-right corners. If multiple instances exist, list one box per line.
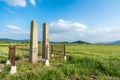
left=30, top=20, right=38, bottom=63
left=42, top=23, right=49, bottom=59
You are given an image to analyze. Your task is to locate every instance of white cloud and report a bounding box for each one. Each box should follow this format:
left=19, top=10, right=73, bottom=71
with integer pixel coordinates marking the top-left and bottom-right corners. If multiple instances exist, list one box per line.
left=3, top=19, right=120, bottom=43
left=0, top=25, right=30, bottom=39
left=50, top=19, right=88, bottom=41
left=6, top=25, right=29, bottom=35
left=50, top=19, right=87, bottom=32
left=1, top=0, right=37, bottom=7
left=49, top=19, right=120, bottom=43
left=10, top=29, right=29, bottom=35
left=2, top=0, right=27, bottom=7
left=86, top=26, right=120, bottom=42
left=29, top=0, right=36, bottom=6
left=6, top=25, right=21, bottom=30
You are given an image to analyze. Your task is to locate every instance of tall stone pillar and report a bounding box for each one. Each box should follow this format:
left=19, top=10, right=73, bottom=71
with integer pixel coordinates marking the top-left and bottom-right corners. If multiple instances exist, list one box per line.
left=30, top=20, right=38, bottom=64
left=42, top=22, right=49, bottom=66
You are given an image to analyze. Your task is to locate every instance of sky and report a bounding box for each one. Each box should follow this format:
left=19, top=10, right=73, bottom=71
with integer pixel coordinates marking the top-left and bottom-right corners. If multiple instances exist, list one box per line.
left=0, top=0, right=120, bottom=43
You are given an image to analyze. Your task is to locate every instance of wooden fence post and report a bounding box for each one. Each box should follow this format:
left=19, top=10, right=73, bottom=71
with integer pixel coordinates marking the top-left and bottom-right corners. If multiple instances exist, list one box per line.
left=9, top=45, right=17, bottom=74
left=6, top=46, right=11, bottom=65
left=63, top=44, right=67, bottom=60
left=51, top=45, right=54, bottom=58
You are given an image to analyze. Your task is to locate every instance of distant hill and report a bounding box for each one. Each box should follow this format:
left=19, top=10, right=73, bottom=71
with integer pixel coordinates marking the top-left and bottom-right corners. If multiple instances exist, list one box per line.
left=2, top=38, right=120, bottom=44
left=71, top=40, right=90, bottom=44
left=110, top=40, right=120, bottom=44
left=0, top=38, right=29, bottom=43
left=97, top=40, right=120, bottom=44
left=50, top=41, right=69, bottom=44
left=0, top=38, right=90, bottom=44
left=50, top=40, right=90, bottom=44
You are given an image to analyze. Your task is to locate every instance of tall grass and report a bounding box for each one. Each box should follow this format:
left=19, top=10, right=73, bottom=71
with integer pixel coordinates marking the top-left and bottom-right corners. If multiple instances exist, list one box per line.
left=0, top=44, right=120, bottom=80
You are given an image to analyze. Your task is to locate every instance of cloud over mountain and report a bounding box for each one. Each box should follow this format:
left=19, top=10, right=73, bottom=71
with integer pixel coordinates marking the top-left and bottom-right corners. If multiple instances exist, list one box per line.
left=50, top=19, right=88, bottom=41
left=49, top=19, right=120, bottom=42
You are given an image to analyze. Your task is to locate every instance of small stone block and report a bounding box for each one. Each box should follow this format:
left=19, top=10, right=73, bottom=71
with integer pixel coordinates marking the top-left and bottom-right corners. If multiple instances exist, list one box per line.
left=10, top=66, right=17, bottom=74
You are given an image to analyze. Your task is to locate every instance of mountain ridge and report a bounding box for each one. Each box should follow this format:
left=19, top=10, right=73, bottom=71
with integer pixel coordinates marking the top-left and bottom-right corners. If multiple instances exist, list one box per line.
left=1, top=38, right=120, bottom=44
left=0, top=38, right=90, bottom=44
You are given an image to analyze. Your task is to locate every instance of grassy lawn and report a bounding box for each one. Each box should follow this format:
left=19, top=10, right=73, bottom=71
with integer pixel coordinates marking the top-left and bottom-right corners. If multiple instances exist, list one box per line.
left=0, top=44, right=120, bottom=80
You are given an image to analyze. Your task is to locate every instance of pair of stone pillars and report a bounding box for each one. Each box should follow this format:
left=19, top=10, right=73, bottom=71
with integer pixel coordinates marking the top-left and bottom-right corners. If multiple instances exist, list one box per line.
left=30, top=20, right=49, bottom=66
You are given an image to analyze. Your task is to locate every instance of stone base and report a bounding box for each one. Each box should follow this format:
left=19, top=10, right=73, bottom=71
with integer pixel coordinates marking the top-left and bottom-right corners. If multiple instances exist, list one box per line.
left=6, top=60, right=11, bottom=65
left=10, top=66, right=17, bottom=74
left=45, top=60, right=49, bottom=66
left=64, top=56, right=67, bottom=60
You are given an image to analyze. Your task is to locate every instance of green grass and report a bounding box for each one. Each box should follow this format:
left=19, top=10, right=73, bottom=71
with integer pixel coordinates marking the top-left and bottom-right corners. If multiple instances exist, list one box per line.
left=0, top=44, right=120, bottom=80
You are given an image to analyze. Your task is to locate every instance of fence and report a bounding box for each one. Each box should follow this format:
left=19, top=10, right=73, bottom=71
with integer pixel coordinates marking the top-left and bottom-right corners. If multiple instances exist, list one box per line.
left=50, top=44, right=66, bottom=59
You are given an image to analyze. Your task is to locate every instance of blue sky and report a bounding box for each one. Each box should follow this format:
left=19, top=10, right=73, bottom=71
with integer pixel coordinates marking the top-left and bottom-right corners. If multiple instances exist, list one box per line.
left=0, top=0, right=120, bottom=43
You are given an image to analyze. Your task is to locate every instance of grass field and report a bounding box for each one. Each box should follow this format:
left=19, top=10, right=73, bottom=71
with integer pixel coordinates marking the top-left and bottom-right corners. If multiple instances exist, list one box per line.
left=0, top=44, right=120, bottom=80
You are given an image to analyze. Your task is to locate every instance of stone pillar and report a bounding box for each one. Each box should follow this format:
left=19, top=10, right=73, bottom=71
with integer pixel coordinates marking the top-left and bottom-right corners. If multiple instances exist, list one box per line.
left=42, top=22, right=49, bottom=66
left=30, top=20, right=38, bottom=64
left=9, top=45, right=17, bottom=74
